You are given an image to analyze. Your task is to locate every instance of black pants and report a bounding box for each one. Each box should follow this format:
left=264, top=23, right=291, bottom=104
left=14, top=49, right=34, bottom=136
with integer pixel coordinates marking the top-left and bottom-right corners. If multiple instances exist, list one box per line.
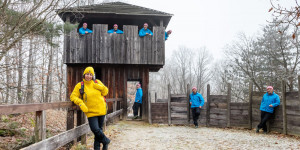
left=192, top=107, right=201, bottom=126
left=88, top=115, right=110, bottom=150
left=257, top=111, right=272, bottom=132
left=133, top=102, right=141, bottom=117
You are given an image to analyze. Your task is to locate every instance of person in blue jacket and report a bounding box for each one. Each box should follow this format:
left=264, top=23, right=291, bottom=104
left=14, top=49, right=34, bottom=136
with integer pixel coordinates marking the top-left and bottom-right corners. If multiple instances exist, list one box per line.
left=165, top=30, right=172, bottom=40
left=139, top=23, right=153, bottom=37
left=79, top=23, right=93, bottom=35
left=256, top=86, right=280, bottom=134
left=133, top=83, right=143, bottom=119
left=189, top=87, right=205, bottom=128
left=108, top=24, right=124, bottom=34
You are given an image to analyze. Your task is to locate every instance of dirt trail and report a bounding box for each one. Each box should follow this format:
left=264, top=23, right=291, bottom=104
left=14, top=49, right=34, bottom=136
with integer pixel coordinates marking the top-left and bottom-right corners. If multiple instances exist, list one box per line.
left=87, top=121, right=300, bottom=150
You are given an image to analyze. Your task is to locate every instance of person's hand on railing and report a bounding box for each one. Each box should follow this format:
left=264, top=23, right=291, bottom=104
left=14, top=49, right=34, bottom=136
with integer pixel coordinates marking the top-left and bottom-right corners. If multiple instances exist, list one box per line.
left=79, top=102, right=88, bottom=112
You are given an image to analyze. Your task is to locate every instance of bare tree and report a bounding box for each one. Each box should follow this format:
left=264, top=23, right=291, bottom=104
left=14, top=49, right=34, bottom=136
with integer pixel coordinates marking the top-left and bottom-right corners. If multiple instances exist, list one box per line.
left=193, top=47, right=213, bottom=94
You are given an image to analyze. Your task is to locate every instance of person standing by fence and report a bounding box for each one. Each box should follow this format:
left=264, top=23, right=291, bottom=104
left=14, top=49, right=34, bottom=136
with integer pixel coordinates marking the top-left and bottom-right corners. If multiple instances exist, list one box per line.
left=256, top=86, right=280, bottom=134
left=189, top=87, right=205, bottom=128
left=133, top=83, right=143, bottom=119
left=70, top=67, right=110, bottom=150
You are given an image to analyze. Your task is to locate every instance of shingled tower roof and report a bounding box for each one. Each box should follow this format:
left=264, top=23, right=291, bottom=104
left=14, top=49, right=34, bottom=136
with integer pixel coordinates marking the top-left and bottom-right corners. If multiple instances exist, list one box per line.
left=57, top=2, right=173, bottom=28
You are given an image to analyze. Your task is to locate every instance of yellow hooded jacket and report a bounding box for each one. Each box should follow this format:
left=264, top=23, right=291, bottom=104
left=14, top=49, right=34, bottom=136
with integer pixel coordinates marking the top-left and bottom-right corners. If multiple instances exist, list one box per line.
left=70, top=67, right=109, bottom=118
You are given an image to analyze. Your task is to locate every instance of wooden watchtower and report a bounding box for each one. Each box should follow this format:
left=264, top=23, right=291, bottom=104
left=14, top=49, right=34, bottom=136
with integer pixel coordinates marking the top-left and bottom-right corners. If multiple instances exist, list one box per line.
left=57, top=2, right=172, bottom=120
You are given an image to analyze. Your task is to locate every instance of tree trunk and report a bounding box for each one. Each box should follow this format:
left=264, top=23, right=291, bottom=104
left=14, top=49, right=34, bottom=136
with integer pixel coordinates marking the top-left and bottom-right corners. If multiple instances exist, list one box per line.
left=45, top=38, right=54, bottom=103
left=5, top=48, right=10, bottom=104
left=26, top=35, right=34, bottom=103
left=17, top=40, right=23, bottom=104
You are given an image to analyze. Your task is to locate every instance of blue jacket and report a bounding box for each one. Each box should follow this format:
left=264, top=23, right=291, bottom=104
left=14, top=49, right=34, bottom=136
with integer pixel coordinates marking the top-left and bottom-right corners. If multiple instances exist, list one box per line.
left=139, top=28, right=153, bottom=37
left=260, top=92, right=280, bottom=113
left=190, top=92, right=205, bottom=108
left=79, top=27, right=93, bottom=35
left=165, top=32, right=169, bottom=40
left=135, top=88, right=143, bottom=103
left=108, top=29, right=124, bottom=34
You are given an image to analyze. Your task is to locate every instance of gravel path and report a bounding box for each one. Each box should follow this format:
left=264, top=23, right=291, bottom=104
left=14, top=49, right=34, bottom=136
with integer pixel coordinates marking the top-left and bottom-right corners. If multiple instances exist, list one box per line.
left=88, top=121, right=300, bottom=150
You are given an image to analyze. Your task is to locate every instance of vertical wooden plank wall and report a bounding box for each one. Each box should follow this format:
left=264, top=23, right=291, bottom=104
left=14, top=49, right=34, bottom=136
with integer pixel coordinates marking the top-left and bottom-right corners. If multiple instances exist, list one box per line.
left=65, top=24, right=165, bottom=66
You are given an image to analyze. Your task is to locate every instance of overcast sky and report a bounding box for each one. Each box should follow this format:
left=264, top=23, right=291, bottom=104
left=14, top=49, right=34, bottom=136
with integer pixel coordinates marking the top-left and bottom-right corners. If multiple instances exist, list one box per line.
left=126, top=0, right=278, bottom=61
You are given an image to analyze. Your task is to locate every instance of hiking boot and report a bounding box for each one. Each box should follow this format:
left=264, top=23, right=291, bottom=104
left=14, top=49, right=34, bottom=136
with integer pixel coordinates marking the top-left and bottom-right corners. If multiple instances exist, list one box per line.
left=102, top=137, right=110, bottom=150
left=256, top=127, right=259, bottom=133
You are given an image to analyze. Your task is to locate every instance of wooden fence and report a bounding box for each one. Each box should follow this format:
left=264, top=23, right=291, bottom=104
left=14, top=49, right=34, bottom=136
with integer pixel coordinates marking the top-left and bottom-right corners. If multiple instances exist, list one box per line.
left=64, top=24, right=165, bottom=65
left=0, top=98, right=123, bottom=150
left=149, top=75, right=300, bottom=136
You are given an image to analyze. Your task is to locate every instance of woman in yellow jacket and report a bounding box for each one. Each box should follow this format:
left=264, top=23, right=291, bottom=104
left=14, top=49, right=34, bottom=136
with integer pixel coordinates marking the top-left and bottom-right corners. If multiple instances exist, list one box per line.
left=70, top=67, right=110, bottom=150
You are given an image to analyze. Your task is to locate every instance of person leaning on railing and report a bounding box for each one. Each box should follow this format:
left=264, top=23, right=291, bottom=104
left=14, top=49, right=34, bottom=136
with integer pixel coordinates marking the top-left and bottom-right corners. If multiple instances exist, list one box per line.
left=70, top=67, right=110, bottom=150
left=139, top=23, right=153, bottom=37
left=165, top=30, right=172, bottom=40
left=79, top=23, right=93, bottom=35
left=107, top=24, right=124, bottom=34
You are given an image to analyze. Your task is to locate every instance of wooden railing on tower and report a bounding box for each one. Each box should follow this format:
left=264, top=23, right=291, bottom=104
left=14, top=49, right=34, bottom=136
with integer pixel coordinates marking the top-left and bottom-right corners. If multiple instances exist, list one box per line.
left=64, top=24, right=165, bottom=66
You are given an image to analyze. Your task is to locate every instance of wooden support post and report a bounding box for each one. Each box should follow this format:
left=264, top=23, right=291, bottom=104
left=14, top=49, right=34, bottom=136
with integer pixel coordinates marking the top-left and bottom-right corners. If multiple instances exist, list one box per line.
left=187, top=84, right=191, bottom=124
left=123, top=71, right=127, bottom=120
left=168, top=84, right=171, bottom=125
left=282, top=80, right=287, bottom=135
left=248, top=82, right=253, bottom=130
left=113, top=101, right=117, bottom=123
left=34, top=110, right=46, bottom=142
left=206, top=84, right=210, bottom=127
left=119, top=101, right=123, bottom=120
left=155, top=92, right=157, bottom=103
left=160, top=19, right=163, bottom=27
left=148, top=92, right=152, bottom=124
left=227, top=83, right=231, bottom=128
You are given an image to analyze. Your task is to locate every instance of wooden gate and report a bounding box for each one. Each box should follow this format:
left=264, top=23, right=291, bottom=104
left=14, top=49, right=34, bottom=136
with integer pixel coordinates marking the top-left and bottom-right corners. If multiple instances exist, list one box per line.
left=170, top=94, right=189, bottom=125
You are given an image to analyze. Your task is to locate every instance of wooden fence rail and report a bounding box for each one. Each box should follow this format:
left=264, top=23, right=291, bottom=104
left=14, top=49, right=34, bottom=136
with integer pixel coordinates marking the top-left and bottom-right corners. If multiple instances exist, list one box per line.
left=0, top=98, right=124, bottom=150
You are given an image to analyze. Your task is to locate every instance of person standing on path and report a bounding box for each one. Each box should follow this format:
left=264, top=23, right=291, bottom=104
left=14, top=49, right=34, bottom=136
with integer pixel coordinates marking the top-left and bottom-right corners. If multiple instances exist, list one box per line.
left=256, top=86, right=280, bottom=134
left=70, top=67, right=110, bottom=150
left=133, top=83, right=143, bottom=119
left=189, top=87, right=205, bottom=128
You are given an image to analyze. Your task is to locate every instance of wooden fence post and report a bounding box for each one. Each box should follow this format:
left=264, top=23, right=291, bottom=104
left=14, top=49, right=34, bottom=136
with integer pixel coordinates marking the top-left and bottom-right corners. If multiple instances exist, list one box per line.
left=206, top=84, right=210, bottom=127
left=227, top=83, right=231, bottom=128
left=282, top=79, right=287, bottom=135
left=148, top=92, right=152, bottom=124
left=248, top=82, right=253, bottom=130
left=76, top=110, right=86, bottom=144
left=168, top=84, right=171, bottom=125
left=123, top=71, right=127, bottom=120
left=187, top=84, right=190, bottom=124
left=34, top=110, right=46, bottom=142
left=66, top=107, right=75, bottom=147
